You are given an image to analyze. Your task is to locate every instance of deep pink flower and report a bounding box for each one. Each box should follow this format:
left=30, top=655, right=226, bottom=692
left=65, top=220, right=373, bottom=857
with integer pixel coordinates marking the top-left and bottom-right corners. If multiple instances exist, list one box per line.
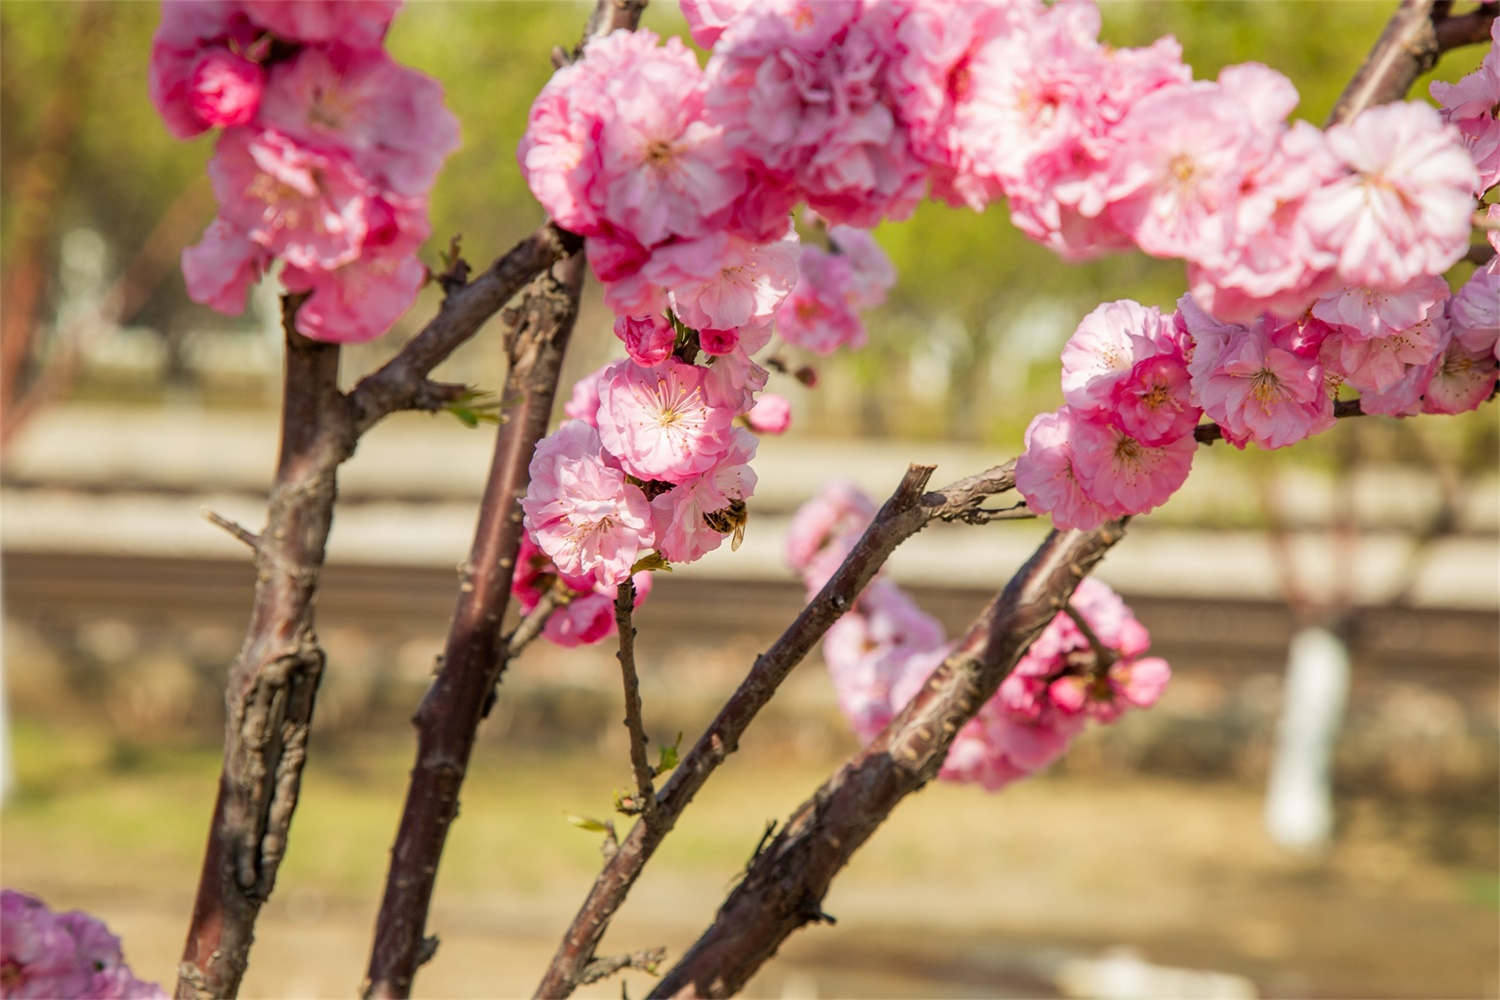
left=1059, top=299, right=1176, bottom=413
left=240, top=0, right=401, bottom=48
left=1110, top=354, right=1201, bottom=445
left=257, top=44, right=460, bottom=197
left=1067, top=413, right=1195, bottom=517
left=1, top=891, right=163, bottom=1000
left=188, top=48, right=264, bottom=129
left=1303, top=101, right=1478, bottom=289
left=1311, top=275, right=1449, bottom=342
left=181, top=218, right=269, bottom=315
left=614, top=314, right=676, bottom=368
left=1322, top=313, right=1448, bottom=395
left=595, top=359, right=737, bottom=484
left=521, top=420, right=655, bottom=587
left=149, top=1, right=260, bottom=139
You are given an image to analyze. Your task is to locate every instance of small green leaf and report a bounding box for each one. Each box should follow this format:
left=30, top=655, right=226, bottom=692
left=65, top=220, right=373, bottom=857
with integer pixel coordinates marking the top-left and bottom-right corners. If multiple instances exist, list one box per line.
left=450, top=406, right=479, bottom=428
left=654, top=732, right=683, bottom=776
left=566, top=814, right=611, bottom=833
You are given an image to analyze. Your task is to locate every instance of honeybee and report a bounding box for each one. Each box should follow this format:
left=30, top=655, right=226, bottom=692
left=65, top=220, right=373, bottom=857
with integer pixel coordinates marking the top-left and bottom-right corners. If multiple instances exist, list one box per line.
left=702, top=497, right=748, bottom=552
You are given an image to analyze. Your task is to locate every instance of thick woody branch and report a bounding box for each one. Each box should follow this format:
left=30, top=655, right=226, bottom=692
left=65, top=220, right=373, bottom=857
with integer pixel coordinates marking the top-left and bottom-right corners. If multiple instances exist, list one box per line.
left=651, top=522, right=1129, bottom=999
left=533, top=460, right=1019, bottom=998
left=363, top=254, right=587, bottom=999
left=1329, top=0, right=1495, bottom=126
left=177, top=299, right=353, bottom=999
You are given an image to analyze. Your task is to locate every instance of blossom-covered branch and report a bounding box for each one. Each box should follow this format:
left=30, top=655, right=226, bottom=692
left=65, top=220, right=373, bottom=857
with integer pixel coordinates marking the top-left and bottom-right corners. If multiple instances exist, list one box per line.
left=651, top=521, right=1129, bottom=998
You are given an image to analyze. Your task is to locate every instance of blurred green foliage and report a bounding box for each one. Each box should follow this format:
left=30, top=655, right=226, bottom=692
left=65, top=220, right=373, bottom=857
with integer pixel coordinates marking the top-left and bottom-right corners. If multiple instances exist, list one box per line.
left=0, top=1, right=1489, bottom=453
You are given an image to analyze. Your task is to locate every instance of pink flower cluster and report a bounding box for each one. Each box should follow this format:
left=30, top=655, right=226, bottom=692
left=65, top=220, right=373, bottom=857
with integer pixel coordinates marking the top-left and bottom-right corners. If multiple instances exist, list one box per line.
left=786, top=483, right=1169, bottom=792
left=1, top=890, right=163, bottom=1000
left=1018, top=283, right=1498, bottom=530
left=152, top=0, right=460, bottom=343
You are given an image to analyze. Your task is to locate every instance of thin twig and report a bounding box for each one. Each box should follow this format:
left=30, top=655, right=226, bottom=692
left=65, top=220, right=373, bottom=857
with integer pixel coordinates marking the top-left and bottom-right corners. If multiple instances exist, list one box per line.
left=615, top=578, right=656, bottom=821
left=580, top=947, right=668, bottom=986
left=1062, top=603, right=1117, bottom=672
left=202, top=509, right=260, bottom=551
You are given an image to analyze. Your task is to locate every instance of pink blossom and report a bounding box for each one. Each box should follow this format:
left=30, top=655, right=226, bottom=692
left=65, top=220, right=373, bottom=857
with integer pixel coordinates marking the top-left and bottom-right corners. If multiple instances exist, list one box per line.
left=1421, top=336, right=1499, bottom=415
left=1322, top=313, right=1448, bottom=395
left=181, top=218, right=269, bottom=315
left=679, top=0, right=755, bottom=49
left=614, top=314, right=676, bottom=368
left=706, top=5, right=928, bottom=227
left=1067, top=413, right=1195, bottom=517
left=745, top=392, right=792, bottom=434
left=280, top=250, right=427, bottom=344
left=1, top=891, right=164, bottom=1000
left=1429, top=19, right=1500, bottom=193
left=563, top=363, right=610, bottom=427
left=513, top=536, right=655, bottom=648
left=209, top=128, right=372, bottom=271
left=823, top=579, right=948, bottom=741
left=1311, top=275, right=1449, bottom=342
left=595, top=359, right=737, bottom=484
left=650, top=230, right=800, bottom=331
left=517, top=60, right=606, bottom=236
left=521, top=420, right=654, bottom=587
left=650, top=428, right=758, bottom=563
left=1190, top=315, right=1334, bottom=449
left=827, top=224, right=895, bottom=308
left=1014, top=408, right=1115, bottom=530
left=188, top=48, right=264, bottom=129
left=1059, top=299, right=1176, bottom=413
left=149, top=1, right=259, bottom=138
left=1111, top=656, right=1172, bottom=709
left=1449, top=260, right=1500, bottom=361
left=1187, top=121, right=1342, bottom=323
left=240, top=0, right=401, bottom=49
left=257, top=45, right=460, bottom=197
left=1110, top=354, right=1200, bottom=445
left=1106, top=74, right=1282, bottom=264
left=1302, top=101, right=1478, bottom=289
left=775, top=247, right=865, bottom=355
left=784, top=479, right=877, bottom=578
left=700, top=340, right=770, bottom=414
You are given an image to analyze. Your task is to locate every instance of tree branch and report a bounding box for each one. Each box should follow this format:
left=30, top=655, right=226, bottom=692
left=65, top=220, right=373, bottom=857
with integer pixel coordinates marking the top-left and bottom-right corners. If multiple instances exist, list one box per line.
left=362, top=253, right=587, bottom=999
left=1328, top=0, right=1495, bottom=126
left=177, top=298, right=354, bottom=1000
left=650, top=522, right=1129, bottom=999
left=533, top=460, right=1020, bottom=998
left=614, top=578, right=657, bottom=821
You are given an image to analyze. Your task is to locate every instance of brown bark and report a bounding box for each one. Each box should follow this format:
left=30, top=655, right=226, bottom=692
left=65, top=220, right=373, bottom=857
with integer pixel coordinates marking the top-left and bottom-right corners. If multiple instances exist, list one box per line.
left=650, top=522, right=1128, bottom=998
left=177, top=300, right=352, bottom=999
left=361, top=255, right=586, bottom=999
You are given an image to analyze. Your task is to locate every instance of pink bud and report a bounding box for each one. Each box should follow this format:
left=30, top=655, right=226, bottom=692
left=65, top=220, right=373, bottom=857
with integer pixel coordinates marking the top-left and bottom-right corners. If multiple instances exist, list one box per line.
left=745, top=393, right=791, bottom=434
left=699, top=327, right=739, bottom=356
left=188, top=48, right=265, bottom=129
left=613, top=314, right=675, bottom=368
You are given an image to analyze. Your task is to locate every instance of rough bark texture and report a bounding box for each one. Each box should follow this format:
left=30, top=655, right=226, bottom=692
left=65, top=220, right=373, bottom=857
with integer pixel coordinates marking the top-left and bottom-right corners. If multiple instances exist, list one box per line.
left=362, top=255, right=586, bottom=999
left=650, top=522, right=1129, bottom=998
left=177, top=302, right=353, bottom=999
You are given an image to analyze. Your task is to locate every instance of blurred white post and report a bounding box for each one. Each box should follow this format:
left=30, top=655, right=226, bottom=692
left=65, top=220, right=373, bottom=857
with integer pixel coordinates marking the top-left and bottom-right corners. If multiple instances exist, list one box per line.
left=1264, top=626, right=1350, bottom=852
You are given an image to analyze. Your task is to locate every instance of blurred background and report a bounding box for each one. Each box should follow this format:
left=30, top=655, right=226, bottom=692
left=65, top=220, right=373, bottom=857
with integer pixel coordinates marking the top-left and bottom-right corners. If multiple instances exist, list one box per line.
left=2, top=2, right=1496, bottom=997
